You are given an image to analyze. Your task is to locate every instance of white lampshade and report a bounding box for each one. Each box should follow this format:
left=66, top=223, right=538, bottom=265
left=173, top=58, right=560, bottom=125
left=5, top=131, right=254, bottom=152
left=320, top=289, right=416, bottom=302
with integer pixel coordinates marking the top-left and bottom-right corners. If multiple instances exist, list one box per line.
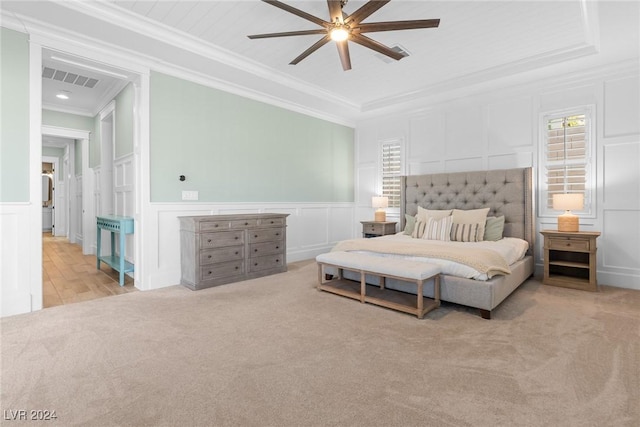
left=553, top=193, right=583, bottom=211
left=372, top=196, right=388, bottom=222
left=553, top=193, right=583, bottom=232
left=371, top=196, right=389, bottom=209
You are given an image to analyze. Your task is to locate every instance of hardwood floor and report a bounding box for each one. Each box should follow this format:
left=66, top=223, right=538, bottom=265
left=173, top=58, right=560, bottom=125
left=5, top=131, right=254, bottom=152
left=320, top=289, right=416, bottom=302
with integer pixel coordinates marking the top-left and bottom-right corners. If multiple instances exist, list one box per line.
left=43, top=232, right=136, bottom=308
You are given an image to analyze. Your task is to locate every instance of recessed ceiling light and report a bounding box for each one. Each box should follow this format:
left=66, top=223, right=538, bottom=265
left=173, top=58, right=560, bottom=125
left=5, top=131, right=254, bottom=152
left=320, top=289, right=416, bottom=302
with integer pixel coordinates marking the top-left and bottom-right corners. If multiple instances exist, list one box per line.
left=56, top=92, right=70, bottom=100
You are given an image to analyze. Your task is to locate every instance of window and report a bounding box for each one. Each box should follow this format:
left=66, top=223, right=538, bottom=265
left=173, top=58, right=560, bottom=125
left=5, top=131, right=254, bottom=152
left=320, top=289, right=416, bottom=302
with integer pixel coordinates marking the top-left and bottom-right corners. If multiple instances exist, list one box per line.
left=380, top=140, right=403, bottom=209
left=540, top=106, right=595, bottom=217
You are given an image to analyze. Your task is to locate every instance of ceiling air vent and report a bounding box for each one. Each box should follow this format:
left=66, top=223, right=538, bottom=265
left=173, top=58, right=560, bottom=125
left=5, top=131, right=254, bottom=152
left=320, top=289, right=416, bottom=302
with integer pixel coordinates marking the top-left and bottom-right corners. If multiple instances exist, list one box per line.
left=375, top=45, right=410, bottom=64
left=42, top=67, right=100, bottom=89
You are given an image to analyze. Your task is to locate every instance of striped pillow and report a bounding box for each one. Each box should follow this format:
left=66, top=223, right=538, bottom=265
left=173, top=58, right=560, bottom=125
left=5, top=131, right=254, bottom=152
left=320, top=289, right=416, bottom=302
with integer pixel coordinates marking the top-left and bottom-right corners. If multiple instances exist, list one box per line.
left=450, top=223, right=480, bottom=242
left=422, top=216, right=453, bottom=241
left=411, top=220, right=427, bottom=238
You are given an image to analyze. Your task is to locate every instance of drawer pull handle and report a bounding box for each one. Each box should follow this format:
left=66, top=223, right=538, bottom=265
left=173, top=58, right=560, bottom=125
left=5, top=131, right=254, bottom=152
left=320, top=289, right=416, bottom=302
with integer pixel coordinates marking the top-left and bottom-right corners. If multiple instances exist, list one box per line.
left=208, top=255, right=212, bottom=259
left=566, top=243, right=571, bottom=246
left=244, top=222, right=248, bottom=225
left=275, top=233, right=280, bottom=236
left=270, top=221, right=274, bottom=224
left=276, top=259, right=279, bottom=263
left=214, top=224, right=218, bottom=228
left=254, top=262, right=258, bottom=266
left=208, top=271, right=212, bottom=275
left=235, top=251, right=239, bottom=255
left=255, top=235, right=258, bottom=238
left=276, top=246, right=279, bottom=249
left=235, top=266, right=239, bottom=270
left=207, top=239, right=212, bottom=243
left=235, top=237, right=239, bottom=240
left=254, top=249, right=258, bottom=252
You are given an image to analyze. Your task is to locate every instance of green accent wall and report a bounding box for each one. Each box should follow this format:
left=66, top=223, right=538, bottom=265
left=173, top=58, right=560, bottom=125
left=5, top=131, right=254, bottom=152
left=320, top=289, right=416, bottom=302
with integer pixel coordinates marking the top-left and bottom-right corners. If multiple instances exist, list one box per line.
left=1, top=28, right=30, bottom=202
left=115, top=82, right=134, bottom=158
left=42, top=110, right=93, bottom=132
left=150, top=72, right=354, bottom=202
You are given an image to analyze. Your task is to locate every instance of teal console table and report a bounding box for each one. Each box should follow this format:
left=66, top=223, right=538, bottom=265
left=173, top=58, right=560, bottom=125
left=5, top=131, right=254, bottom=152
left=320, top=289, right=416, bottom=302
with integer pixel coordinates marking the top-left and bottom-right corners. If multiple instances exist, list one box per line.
left=96, top=215, right=134, bottom=286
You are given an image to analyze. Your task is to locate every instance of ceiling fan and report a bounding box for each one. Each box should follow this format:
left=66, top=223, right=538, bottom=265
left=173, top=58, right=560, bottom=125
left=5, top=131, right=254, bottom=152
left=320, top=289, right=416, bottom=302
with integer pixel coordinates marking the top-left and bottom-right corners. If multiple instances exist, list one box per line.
left=247, top=0, right=440, bottom=71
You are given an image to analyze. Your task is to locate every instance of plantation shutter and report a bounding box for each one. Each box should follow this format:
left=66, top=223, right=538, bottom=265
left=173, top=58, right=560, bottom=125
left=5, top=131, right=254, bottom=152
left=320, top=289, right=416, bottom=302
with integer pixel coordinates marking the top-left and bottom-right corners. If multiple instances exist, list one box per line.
left=381, top=142, right=402, bottom=208
left=543, top=111, right=592, bottom=212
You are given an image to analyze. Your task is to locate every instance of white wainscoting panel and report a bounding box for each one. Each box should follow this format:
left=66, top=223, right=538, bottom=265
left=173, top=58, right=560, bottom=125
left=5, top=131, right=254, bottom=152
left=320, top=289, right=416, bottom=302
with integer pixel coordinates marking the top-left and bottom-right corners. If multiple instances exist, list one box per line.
left=604, top=76, right=640, bottom=138
left=445, top=107, right=483, bottom=158
left=0, top=205, right=33, bottom=316
left=114, top=154, right=135, bottom=265
left=488, top=152, right=534, bottom=170
left=74, top=175, right=83, bottom=243
left=444, top=157, right=484, bottom=172
left=603, top=142, right=640, bottom=209
left=487, top=97, right=533, bottom=151
left=601, top=209, right=640, bottom=289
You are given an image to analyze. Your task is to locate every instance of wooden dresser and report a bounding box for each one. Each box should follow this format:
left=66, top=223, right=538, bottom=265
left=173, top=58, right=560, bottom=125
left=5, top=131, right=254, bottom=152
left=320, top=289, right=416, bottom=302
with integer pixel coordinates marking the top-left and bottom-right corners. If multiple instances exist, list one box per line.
left=179, top=213, right=289, bottom=290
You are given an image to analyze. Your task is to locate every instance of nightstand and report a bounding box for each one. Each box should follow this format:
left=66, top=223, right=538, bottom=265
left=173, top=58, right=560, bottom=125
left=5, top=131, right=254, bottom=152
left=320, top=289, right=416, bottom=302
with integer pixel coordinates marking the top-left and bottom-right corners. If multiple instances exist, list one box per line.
left=361, top=221, right=397, bottom=238
left=541, top=230, right=600, bottom=292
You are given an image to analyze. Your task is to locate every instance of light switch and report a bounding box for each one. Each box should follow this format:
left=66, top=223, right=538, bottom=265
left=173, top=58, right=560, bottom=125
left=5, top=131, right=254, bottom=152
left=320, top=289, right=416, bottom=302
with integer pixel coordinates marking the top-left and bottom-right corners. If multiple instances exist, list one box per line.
left=182, top=190, right=199, bottom=201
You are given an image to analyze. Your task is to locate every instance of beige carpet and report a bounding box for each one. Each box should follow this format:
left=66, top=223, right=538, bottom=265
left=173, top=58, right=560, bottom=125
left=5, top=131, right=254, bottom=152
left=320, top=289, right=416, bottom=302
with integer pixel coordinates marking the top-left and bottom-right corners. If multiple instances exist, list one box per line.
left=2, top=260, right=639, bottom=427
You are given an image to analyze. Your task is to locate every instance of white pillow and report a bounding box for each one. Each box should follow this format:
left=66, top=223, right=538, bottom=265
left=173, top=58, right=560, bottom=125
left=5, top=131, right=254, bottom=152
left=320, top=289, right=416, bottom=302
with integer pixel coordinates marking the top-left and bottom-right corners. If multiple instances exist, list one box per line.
left=416, top=206, right=453, bottom=223
left=451, top=208, right=490, bottom=241
left=422, top=216, right=453, bottom=241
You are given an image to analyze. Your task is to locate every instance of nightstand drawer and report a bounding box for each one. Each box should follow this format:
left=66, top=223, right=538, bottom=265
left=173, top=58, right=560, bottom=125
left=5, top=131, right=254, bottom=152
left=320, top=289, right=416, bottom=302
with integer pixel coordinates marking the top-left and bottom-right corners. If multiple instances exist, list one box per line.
left=548, top=237, right=591, bottom=252
left=364, top=223, right=384, bottom=234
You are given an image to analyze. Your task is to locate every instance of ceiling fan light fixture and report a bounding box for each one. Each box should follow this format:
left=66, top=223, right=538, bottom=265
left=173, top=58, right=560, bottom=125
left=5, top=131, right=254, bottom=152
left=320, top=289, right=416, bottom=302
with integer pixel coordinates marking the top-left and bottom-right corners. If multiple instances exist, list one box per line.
left=330, top=27, right=349, bottom=42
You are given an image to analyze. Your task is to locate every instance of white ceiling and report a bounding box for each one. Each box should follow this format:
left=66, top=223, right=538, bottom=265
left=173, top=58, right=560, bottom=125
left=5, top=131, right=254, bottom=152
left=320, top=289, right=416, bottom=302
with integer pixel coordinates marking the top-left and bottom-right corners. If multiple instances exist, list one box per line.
left=2, top=1, right=638, bottom=122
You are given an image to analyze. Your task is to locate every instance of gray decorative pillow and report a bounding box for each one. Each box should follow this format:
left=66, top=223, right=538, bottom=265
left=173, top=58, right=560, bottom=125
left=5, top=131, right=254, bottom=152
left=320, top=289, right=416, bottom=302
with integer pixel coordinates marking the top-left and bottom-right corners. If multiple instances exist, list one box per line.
left=484, top=216, right=505, bottom=241
left=403, top=214, right=417, bottom=235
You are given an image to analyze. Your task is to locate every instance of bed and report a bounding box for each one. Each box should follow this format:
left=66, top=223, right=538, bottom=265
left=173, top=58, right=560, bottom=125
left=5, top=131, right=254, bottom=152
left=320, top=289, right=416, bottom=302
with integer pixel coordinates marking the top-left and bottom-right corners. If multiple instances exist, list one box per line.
left=330, top=167, right=534, bottom=319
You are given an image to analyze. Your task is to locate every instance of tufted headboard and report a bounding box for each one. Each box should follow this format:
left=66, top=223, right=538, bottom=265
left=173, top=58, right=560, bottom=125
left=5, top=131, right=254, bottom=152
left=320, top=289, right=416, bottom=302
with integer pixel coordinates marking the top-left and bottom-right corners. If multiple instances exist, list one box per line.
left=400, top=168, right=534, bottom=255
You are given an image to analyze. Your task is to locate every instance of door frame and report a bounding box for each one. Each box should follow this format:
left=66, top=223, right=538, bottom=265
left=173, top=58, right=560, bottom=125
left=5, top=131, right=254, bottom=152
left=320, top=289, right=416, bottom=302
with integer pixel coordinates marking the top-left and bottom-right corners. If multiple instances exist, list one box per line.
left=42, top=126, right=91, bottom=250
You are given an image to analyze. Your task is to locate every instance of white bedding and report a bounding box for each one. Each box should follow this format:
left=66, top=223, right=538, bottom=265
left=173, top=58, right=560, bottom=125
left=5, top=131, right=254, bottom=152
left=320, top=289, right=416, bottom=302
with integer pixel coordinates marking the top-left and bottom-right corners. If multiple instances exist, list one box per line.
left=342, top=234, right=529, bottom=281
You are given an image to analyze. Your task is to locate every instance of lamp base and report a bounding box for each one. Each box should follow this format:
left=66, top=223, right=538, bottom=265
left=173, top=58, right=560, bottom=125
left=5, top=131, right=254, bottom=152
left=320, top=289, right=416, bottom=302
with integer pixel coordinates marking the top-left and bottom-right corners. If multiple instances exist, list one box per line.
left=558, top=212, right=579, bottom=232
left=374, top=210, right=386, bottom=222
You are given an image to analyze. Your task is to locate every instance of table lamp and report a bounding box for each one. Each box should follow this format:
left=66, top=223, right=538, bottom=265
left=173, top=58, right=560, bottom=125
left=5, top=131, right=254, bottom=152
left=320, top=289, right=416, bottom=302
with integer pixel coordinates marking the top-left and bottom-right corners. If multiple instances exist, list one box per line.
left=372, top=196, right=388, bottom=222
left=553, top=193, right=583, bottom=232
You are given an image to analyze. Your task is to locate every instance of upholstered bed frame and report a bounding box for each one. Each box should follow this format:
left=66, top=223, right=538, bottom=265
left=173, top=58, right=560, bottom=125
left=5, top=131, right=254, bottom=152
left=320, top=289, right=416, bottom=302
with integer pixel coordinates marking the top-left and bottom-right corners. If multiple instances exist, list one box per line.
left=393, top=167, right=535, bottom=319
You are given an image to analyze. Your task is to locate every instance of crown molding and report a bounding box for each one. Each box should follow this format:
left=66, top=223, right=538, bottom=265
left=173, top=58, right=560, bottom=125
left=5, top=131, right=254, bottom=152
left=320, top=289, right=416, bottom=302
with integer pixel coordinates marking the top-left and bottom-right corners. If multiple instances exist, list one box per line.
left=42, top=103, right=94, bottom=118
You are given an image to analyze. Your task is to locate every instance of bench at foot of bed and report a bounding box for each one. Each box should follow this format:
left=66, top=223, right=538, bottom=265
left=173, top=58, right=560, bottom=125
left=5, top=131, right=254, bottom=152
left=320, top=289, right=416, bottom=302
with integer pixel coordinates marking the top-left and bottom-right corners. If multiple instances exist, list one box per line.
left=316, top=251, right=441, bottom=319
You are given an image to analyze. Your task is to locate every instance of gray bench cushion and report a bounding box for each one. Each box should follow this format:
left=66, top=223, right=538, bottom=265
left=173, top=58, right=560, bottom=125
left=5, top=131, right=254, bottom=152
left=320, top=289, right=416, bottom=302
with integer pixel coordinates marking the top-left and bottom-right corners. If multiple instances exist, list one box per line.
left=316, top=251, right=440, bottom=281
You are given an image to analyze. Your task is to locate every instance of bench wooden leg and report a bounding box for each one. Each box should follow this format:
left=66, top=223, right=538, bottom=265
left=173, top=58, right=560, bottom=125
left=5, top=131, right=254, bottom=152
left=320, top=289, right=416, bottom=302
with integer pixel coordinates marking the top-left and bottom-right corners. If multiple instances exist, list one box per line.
left=479, top=309, right=491, bottom=319
left=360, top=271, right=366, bottom=303
left=417, top=279, right=424, bottom=319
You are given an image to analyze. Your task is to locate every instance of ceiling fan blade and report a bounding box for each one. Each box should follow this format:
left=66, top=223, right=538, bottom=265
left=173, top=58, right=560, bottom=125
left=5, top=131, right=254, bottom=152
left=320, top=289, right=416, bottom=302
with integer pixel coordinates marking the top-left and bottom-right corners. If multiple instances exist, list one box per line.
left=350, top=33, right=405, bottom=61
left=262, top=0, right=329, bottom=28
left=336, top=40, right=352, bottom=71
left=345, top=0, right=390, bottom=25
left=290, top=35, right=331, bottom=65
left=356, top=19, right=440, bottom=33
left=327, top=0, right=343, bottom=23
left=248, top=29, right=328, bottom=39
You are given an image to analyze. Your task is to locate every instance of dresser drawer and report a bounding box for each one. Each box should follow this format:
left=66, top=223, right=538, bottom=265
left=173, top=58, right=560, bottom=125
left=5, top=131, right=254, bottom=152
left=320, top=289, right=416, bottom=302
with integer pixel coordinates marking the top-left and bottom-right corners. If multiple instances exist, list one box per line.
left=260, top=217, right=286, bottom=226
left=364, top=223, right=384, bottom=234
left=200, top=261, right=244, bottom=281
left=249, top=228, right=284, bottom=243
left=230, top=218, right=259, bottom=228
left=199, top=220, right=231, bottom=231
left=548, top=237, right=591, bottom=252
left=200, top=231, right=244, bottom=248
left=249, top=241, right=284, bottom=257
left=249, top=254, right=285, bottom=272
left=200, top=247, right=244, bottom=265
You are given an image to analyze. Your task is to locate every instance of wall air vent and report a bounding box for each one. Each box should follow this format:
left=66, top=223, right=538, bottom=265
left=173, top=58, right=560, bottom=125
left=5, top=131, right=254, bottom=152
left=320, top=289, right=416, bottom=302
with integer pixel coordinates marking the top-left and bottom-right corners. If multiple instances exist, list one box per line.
left=42, top=67, right=100, bottom=89
left=375, top=45, right=410, bottom=64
